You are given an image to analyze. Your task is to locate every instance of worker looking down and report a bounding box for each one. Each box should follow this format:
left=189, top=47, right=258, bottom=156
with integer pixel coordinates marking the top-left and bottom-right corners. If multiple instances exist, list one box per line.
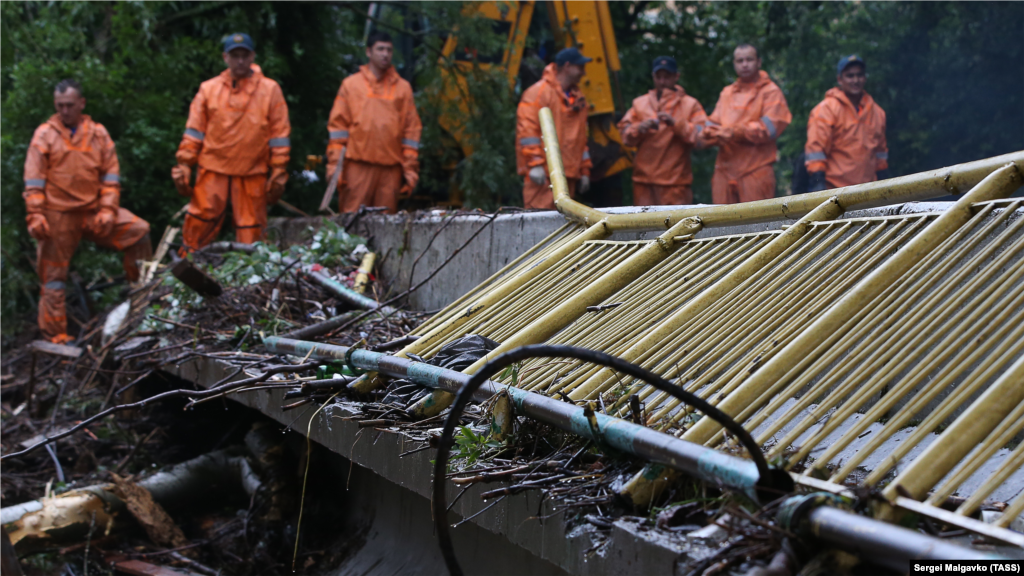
left=326, top=31, right=422, bottom=214
left=24, top=80, right=152, bottom=343
left=172, top=33, right=291, bottom=251
left=516, top=47, right=593, bottom=210
left=619, top=56, right=708, bottom=206
left=805, top=55, right=889, bottom=191
left=703, top=44, right=792, bottom=204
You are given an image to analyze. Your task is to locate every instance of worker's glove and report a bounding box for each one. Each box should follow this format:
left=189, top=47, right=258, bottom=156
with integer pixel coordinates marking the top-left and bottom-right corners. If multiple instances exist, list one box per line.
left=579, top=175, right=591, bottom=194
left=171, top=164, right=193, bottom=198
left=639, top=118, right=660, bottom=133
left=265, top=166, right=288, bottom=205
left=808, top=171, right=827, bottom=193
left=26, top=213, right=51, bottom=241
left=90, top=207, right=117, bottom=238
left=876, top=169, right=891, bottom=181
left=656, top=112, right=675, bottom=127
left=528, top=166, right=546, bottom=185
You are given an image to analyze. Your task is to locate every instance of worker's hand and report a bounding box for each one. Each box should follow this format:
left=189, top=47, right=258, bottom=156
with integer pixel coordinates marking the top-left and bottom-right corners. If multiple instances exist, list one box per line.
left=91, top=207, right=116, bottom=238
left=401, top=170, right=418, bottom=197
left=656, top=112, right=675, bottom=126
left=808, top=172, right=828, bottom=193
left=639, top=118, right=660, bottom=133
left=705, top=124, right=733, bottom=143
left=578, top=176, right=591, bottom=194
left=528, top=166, right=547, bottom=185
left=171, top=164, right=193, bottom=197
left=265, top=166, right=288, bottom=204
left=326, top=145, right=345, bottom=182
left=400, top=183, right=414, bottom=197
left=26, top=213, right=50, bottom=241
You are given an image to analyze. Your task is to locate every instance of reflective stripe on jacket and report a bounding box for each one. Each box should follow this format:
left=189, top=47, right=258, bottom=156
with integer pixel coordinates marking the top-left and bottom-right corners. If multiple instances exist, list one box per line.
left=176, top=64, right=291, bottom=176
left=619, top=86, right=707, bottom=187
left=805, top=87, right=888, bottom=188
left=327, top=65, right=422, bottom=167
left=516, top=63, right=591, bottom=179
left=23, top=114, right=120, bottom=213
left=707, top=70, right=791, bottom=180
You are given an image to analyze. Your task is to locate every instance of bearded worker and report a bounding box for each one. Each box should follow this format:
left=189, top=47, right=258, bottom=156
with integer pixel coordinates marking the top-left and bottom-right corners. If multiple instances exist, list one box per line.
left=326, top=31, right=422, bottom=214
left=172, top=33, right=291, bottom=250
left=516, top=47, right=593, bottom=210
left=703, top=44, right=792, bottom=204
left=23, top=79, right=152, bottom=343
left=805, top=55, right=889, bottom=191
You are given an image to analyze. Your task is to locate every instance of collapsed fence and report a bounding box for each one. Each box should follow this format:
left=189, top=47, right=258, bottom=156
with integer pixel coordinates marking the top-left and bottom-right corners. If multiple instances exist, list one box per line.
left=265, top=111, right=1023, bottom=566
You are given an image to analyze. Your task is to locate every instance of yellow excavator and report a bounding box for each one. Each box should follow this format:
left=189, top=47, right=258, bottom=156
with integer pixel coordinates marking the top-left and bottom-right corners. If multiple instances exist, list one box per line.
left=438, top=1, right=631, bottom=192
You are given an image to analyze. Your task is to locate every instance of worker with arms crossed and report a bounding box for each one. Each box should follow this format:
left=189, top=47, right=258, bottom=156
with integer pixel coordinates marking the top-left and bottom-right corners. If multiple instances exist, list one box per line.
left=805, top=55, right=889, bottom=191
left=172, top=33, right=291, bottom=251
left=619, top=56, right=708, bottom=206
left=23, top=79, right=152, bottom=344
left=702, top=44, right=792, bottom=204
left=516, top=47, right=593, bottom=210
left=326, top=31, right=422, bottom=214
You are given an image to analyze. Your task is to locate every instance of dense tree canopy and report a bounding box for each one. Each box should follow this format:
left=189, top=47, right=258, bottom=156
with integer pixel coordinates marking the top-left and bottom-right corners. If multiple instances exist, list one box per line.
left=2, top=1, right=1022, bottom=339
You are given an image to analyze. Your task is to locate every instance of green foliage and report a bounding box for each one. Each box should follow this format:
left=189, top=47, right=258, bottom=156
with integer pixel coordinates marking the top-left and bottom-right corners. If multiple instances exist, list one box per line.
left=3, top=1, right=1021, bottom=341
left=450, top=424, right=504, bottom=469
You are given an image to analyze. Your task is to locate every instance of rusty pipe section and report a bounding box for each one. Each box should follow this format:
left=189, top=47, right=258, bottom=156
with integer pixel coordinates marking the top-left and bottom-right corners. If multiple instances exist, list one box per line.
left=262, top=335, right=1000, bottom=565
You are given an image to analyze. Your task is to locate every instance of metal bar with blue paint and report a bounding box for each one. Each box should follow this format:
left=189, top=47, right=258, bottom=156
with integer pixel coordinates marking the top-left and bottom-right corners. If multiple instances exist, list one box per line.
left=263, top=335, right=763, bottom=498
left=261, top=335, right=997, bottom=563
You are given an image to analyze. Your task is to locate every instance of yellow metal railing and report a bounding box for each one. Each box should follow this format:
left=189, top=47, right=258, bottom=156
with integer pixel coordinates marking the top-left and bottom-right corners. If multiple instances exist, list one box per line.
left=382, top=107, right=1024, bottom=545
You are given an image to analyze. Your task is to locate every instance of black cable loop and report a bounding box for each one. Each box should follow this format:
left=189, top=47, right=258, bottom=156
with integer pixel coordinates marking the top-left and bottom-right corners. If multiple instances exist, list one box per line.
left=431, top=344, right=774, bottom=576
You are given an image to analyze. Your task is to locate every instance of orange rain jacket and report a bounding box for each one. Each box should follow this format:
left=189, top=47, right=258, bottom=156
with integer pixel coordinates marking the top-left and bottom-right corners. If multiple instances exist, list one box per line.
left=516, top=63, right=592, bottom=179
left=176, top=64, right=291, bottom=176
left=805, top=87, right=888, bottom=188
left=705, top=71, right=791, bottom=184
left=24, top=114, right=121, bottom=215
left=619, top=86, right=707, bottom=187
left=326, top=65, right=422, bottom=188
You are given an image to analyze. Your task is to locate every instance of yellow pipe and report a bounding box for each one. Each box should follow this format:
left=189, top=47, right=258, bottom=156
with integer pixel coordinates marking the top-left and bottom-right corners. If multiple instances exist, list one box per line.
left=546, top=145, right=1024, bottom=230
left=883, top=352, right=1024, bottom=501
left=571, top=197, right=845, bottom=402
left=539, top=108, right=607, bottom=227
left=683, top=162, right=1022, bottom=446
left=409, top=215, right=703, bottom=417
left=353, top=252, right=376, bottom=294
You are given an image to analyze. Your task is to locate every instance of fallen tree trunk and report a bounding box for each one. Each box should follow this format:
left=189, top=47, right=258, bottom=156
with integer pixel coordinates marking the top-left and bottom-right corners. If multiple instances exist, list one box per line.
left=1, top=449, right=259, bottom=554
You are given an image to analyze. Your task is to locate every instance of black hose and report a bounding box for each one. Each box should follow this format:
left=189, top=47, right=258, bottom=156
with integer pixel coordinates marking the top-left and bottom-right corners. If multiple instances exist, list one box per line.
left=431, top=344, right=774, bottom=576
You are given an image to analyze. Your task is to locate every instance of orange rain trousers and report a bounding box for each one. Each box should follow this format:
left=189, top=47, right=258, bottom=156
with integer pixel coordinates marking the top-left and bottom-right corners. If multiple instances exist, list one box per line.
left=339, top=160, right=404, bottom=214
left=37, top=208, right=150, bottom=339
left=711, top=164, right=776, bottom=204
left=633, top=184, right=693, bottom=206
left=522, top=176, right=578, bottom=210
left=182, top=169, right=267, bottom=250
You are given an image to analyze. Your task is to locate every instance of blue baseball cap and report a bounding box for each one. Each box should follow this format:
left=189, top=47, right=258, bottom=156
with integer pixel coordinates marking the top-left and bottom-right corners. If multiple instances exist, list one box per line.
left=555, top=47, right=592, bottom=67
left=837, top=54, right=865, bottom=75
left=652, top=56, right=677, bottom=74
left=223, top=33, right=255, bottom=53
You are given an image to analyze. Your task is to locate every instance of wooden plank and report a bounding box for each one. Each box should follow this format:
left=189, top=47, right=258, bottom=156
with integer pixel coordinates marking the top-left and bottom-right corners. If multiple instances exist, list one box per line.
left=28, top=340, right=83, bottom=359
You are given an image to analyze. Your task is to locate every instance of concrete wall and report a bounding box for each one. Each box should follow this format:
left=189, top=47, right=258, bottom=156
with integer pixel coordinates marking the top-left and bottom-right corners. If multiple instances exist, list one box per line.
left=270, top=201, right=960, bottom=313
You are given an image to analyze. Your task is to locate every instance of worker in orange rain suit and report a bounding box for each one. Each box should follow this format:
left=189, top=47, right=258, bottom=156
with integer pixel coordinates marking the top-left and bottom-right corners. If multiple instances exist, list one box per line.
left=619, top=56, right=708, bottom=206
left=172, top=33, right=290, bottom=251
left=702, top=44, right=792, bottom=204
left=516, top=47, right=593, bottom=210
left=24, top=79, right=152, bottom=344
left=805, top=55, right=889, bottom=191
left=326, top=31, right=422, bottom=214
